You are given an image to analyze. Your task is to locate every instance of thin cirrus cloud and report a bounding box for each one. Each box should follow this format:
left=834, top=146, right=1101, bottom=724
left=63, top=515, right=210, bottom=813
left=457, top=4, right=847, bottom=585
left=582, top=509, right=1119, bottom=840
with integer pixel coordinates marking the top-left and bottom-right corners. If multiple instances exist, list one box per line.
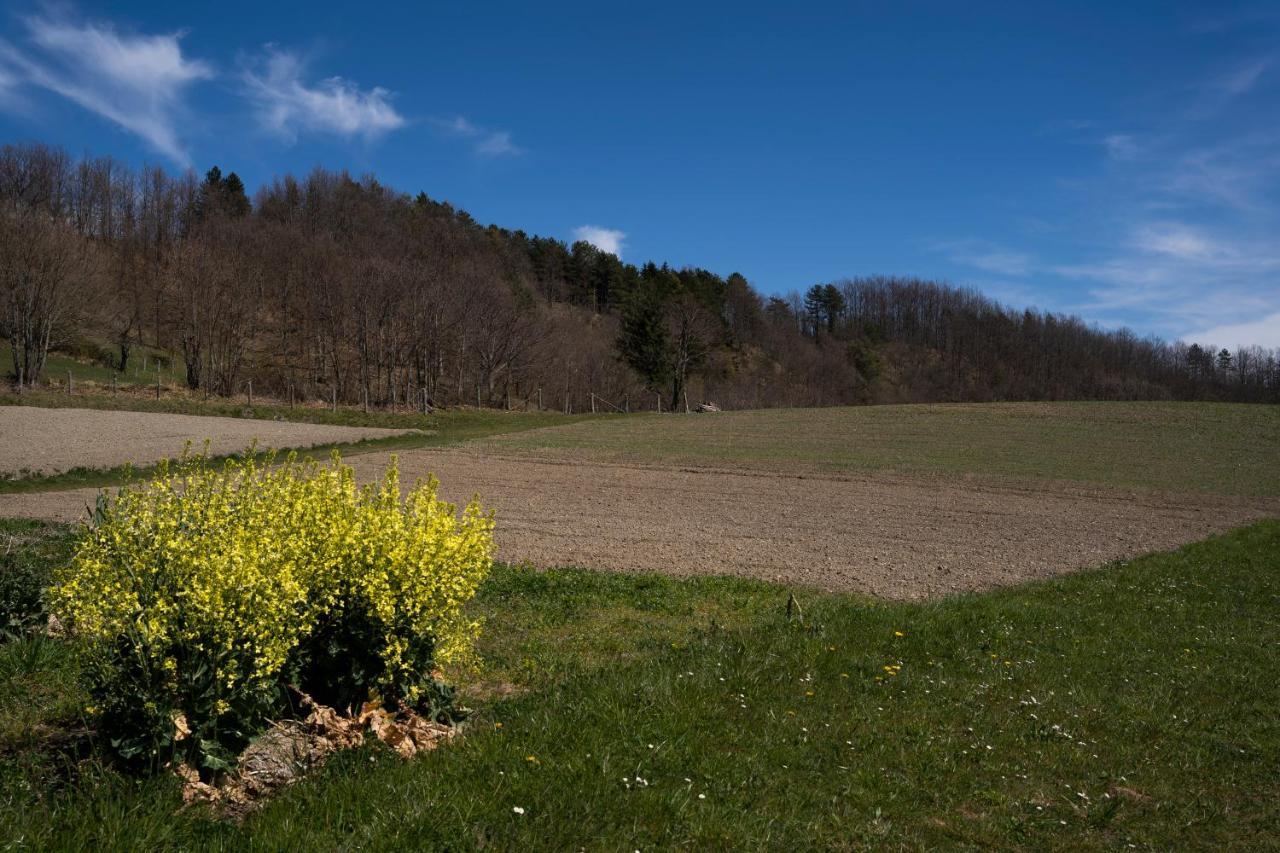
left=1184, top=312, right=1280, bottom=350
left=242, top=47, right=405, bottom=142
left=942, top=49, right=1280, bottom=348
left=572, top=225, right=626, bottom=257
left=431, top=115, right=522, bottom=157
left=0, top=14, right=213, bottom=164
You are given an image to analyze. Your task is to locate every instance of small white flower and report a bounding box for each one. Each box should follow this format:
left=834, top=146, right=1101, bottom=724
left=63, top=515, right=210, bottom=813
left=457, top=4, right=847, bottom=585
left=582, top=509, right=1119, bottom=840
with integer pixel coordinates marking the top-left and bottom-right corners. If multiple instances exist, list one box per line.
left=698, top=793, right=706, bottom=800
left=512, top=806, right=525, bottom=815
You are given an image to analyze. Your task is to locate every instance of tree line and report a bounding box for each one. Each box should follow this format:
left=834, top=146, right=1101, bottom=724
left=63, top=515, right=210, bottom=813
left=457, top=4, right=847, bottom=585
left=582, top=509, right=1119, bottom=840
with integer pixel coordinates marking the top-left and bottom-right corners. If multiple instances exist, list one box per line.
left=1, top=141, right=1277, bottom=410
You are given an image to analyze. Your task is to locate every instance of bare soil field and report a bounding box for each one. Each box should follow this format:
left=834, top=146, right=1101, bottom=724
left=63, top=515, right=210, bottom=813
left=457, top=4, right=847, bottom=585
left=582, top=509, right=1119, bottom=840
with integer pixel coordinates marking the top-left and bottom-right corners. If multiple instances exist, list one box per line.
left=4, top=446, right=1275, bottom=599
left=0, top=405, right=413, bottom=476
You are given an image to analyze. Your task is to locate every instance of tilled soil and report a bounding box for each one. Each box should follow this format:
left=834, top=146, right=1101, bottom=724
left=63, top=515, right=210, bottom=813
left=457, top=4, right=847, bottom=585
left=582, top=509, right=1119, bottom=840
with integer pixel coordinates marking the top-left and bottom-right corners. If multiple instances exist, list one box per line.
left=4, top=447, right=1275, bottom=599
left=0, top=406, right=412, bottom=476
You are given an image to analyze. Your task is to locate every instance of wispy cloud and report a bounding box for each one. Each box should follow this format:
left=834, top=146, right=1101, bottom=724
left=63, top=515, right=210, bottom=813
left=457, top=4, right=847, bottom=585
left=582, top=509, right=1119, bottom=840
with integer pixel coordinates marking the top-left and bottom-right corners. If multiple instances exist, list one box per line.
left=950, top=47, right=1280, bottom=348
left=242, top=47, right=404, bottom=142
left=1183, top=312, right=1280, bottom=349
left=431, top=115, right=522, bottom=157
left=1051, top=222, right=1280, bottom=340
left=573, top=225, right=625, bottom=257
left=935, top=239, right=1033, bottom=277
left=1212, top=56, right=1272, bottom=98
left=0, top=13, right=213, bottom=164
left=1102, top=133, right=1140, bottom=161
left=1161, top=133, right=1280, bottom=212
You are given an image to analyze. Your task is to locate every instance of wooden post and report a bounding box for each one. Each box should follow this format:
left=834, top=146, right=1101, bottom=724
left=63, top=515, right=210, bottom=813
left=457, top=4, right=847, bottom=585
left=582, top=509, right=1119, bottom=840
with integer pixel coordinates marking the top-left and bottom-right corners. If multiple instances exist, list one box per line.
left=155, top=369, right=161, bottom=400
left=332, top=386, right=338, bottom=412
left=476, top=385, right=482, bottom=409
left=247, top=380, right=253, bottom=407
left=67, top=370, right=72, bottom=395
left=537, top=387, right=542, bottom=410
left=657, top=392, right=661, bottom=413
left=289, top=383, right=295, bottom=409
left=624, top=393, right=629, bottom=414
left=590, top=393, right=596, bottom=414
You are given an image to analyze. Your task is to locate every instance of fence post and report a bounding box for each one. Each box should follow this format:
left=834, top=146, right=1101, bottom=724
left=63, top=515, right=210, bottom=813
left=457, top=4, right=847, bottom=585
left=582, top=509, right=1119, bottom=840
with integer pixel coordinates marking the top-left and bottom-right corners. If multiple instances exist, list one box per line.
left=590, top=392, right=596, bottom=414
left=67, top=370, right=72, bottom=396
left=247, top=380, right=253, bottom=407
left=155, top=369, right=161, bottom=400
left=332, top=386, right=338, bottom=412
left=537, top=387, right=542, bottom=410
left=656, top=392, right=661, bottom=413
left=289, top=382, right=294, bottom=409
left=624, top=393, right=629, bottom=413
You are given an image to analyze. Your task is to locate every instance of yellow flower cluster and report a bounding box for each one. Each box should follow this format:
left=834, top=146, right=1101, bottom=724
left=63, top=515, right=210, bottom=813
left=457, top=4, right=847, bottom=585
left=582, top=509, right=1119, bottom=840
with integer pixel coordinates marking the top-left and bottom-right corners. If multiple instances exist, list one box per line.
left=51, top=448, right=494, bottom=715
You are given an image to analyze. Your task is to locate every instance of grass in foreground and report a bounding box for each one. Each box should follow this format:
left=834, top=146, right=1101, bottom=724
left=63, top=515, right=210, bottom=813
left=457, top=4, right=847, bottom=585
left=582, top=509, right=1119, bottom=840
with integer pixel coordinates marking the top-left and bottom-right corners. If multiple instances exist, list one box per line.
left=0, top=401, right=608, bottom=494
left=0, top=518, right=1277, bottom=849
left=485, top=401, right=1280, bottom=497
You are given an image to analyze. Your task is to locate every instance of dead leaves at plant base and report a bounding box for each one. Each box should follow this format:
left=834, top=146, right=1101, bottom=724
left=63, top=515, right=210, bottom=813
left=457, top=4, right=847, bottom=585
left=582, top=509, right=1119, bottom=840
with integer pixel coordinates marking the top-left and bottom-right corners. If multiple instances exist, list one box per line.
left=177, top=691, right=456, bottom=819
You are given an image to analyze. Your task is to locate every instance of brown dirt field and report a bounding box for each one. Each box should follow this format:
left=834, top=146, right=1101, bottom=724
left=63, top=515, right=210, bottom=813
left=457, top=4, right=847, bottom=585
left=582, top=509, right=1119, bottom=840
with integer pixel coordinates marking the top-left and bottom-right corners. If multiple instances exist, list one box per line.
left=0, top=406, right=413, bottom=476
left=3, top=447, right=1275, bottom=599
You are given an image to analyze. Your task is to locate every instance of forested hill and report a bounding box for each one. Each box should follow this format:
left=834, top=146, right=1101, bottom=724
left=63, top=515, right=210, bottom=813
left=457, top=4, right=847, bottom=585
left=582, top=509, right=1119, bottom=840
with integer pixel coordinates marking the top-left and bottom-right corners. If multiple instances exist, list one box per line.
left=2, top=142, right=1277, bottom=409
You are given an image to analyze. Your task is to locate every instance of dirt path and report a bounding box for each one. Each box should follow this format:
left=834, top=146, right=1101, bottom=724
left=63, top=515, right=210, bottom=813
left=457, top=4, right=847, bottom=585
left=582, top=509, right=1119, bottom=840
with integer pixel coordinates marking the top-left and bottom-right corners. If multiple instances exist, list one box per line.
left=4, top=448, right=1274, bottom=599
left=0, top=406, right=413, bottom=476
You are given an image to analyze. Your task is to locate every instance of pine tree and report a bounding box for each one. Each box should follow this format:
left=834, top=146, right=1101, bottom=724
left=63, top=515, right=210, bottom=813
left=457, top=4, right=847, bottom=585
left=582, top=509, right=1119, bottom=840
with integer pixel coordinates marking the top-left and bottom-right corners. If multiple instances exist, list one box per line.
left=222, top=172, right=251, bottom=217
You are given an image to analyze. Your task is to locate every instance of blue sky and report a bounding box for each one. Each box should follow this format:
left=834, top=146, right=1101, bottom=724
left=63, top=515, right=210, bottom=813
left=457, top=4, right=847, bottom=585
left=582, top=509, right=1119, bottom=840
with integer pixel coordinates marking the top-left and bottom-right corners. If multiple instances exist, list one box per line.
left=1, top=1, right=1278, bottom=347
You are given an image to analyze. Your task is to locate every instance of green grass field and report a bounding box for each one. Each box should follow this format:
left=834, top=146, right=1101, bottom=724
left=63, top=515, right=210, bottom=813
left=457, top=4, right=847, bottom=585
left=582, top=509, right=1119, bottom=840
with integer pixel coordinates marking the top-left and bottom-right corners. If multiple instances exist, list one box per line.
left=485, top=401, right=1280, bottom=496
left=1, top=518, right=1277, bottom=849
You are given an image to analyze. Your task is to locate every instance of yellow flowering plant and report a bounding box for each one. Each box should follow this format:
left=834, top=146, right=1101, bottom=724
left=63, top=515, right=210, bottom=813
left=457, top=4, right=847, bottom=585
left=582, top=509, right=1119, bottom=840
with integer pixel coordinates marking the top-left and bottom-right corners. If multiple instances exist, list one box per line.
left=50, top=447, right=494, bottom=773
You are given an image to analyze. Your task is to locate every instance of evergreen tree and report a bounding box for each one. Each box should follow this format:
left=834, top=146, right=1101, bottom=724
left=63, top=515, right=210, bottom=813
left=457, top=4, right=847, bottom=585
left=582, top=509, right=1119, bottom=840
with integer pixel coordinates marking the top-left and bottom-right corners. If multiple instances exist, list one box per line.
left=222, top=172, right=251, bottom=217
left=617, top=289, right=671, bottom=391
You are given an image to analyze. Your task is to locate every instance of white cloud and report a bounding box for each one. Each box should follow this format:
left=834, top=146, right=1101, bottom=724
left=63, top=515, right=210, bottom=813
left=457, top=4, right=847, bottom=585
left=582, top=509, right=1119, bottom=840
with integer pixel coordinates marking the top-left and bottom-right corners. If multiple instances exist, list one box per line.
left=1103, top=133, right=1140, bottom=161
left=0, top=14, right=213, bottom=164
left=573, top=225, right=626, bottom=257
left=1183, top=312, right=1280, bottom=349
left=1131, top=222, right=1221, bottom=261
left=1213, top=57, right=1271, bottom=97
left=243, top=47, right=404, bottom=141
left=431, top=114, right=521, bottom=157
left=1162, top=134, right=1280, bottom=211
left=476, top=130, right=519, bottom=156
left=935, top=239, right=1033, bottom=277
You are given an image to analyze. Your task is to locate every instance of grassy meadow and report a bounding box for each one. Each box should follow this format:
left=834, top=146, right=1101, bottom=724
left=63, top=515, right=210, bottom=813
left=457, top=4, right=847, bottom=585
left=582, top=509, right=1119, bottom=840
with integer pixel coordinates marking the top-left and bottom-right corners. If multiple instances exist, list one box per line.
left=1, top=517, right=1277, bottom=849
left=484, top=401, right=1280, bottom=496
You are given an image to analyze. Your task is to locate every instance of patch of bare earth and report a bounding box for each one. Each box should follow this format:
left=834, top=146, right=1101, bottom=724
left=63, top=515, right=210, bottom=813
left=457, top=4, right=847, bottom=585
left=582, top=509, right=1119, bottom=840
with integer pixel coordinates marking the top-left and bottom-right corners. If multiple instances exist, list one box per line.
left=0, top=406, right=413, bottom=476
left=5, top=448, right=1273, bottom=599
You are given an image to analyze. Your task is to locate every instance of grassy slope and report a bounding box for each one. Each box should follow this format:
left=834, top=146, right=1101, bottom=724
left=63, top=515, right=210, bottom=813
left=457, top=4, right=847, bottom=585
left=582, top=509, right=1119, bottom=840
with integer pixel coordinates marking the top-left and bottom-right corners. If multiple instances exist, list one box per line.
left=484, top=401, right=1280, bottom=496
left=0, top=396, right=610, bottom=494
left=0, top=342, right=181, bottom=389
left=1, top=519, right=1277, bottom=849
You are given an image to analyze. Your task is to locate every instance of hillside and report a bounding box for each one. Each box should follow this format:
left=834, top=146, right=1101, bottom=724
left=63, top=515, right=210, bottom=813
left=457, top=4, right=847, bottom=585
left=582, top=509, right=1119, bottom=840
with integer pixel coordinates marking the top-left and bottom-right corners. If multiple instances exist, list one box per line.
left=2, top=142, right=1277, bottom=409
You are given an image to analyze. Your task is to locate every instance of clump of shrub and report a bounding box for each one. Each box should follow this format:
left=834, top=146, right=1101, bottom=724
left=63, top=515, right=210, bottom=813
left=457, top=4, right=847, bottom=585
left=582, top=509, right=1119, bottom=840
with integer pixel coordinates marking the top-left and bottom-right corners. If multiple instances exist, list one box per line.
left=50, top=450, right=494, bottom=773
